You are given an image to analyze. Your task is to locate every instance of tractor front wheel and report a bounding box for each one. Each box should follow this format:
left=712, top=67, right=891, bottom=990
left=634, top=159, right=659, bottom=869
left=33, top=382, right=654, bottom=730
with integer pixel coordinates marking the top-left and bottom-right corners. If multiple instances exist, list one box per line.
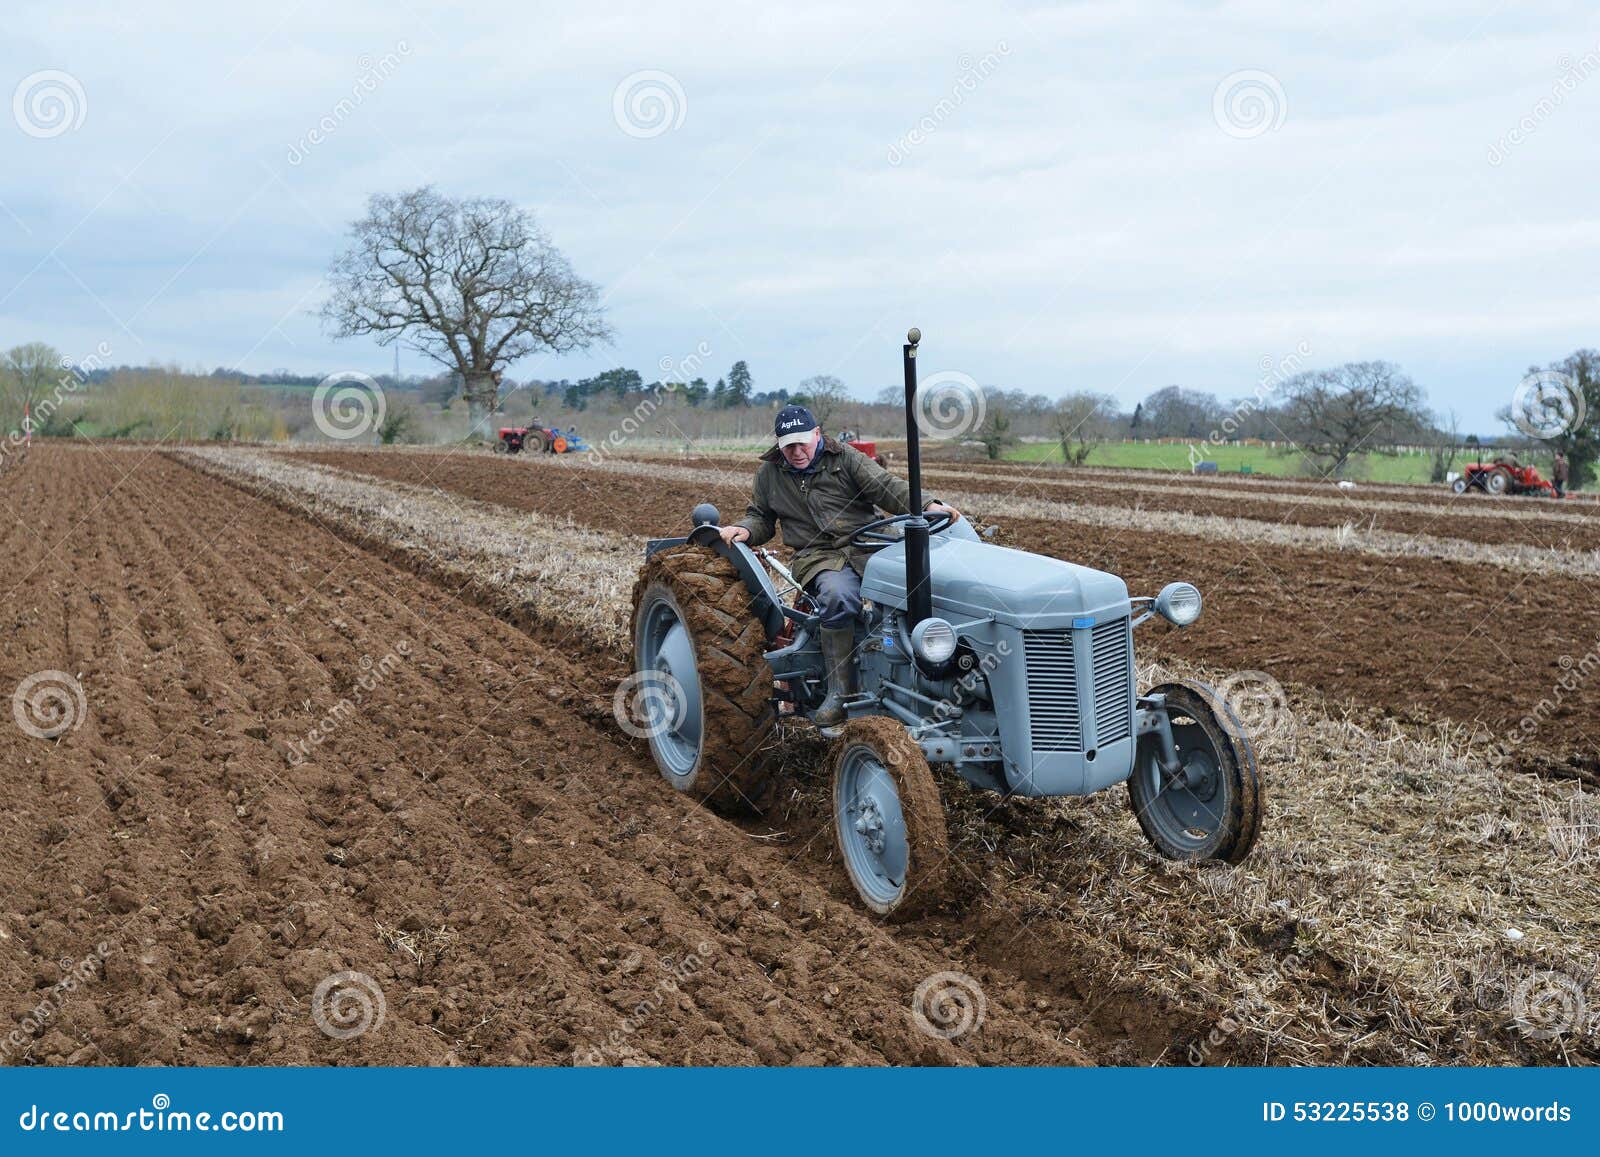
left=1450, top=477, right=1467, bottom=494
left=630, top=547, right=777, bottom=811
left=1129, top=682, right=1262, bottom=864
left=830, top=717, right=948, bottom=919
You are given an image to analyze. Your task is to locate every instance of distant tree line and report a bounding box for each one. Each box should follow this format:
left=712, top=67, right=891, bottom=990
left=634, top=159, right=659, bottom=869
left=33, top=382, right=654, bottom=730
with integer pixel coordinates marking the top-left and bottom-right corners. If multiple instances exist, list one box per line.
left=6, top=333, right=1596, bottom=487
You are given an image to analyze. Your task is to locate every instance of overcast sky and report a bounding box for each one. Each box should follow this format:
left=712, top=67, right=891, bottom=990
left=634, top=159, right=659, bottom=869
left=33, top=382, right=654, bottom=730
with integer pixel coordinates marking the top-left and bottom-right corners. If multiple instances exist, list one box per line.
left=4, top=1, right=1598, bottom=429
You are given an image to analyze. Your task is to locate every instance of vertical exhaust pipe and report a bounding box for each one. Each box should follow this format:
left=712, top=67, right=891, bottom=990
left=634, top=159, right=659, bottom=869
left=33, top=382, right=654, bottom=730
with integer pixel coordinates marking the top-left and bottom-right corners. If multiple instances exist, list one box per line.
left=902, top=327, right=932, bottom=629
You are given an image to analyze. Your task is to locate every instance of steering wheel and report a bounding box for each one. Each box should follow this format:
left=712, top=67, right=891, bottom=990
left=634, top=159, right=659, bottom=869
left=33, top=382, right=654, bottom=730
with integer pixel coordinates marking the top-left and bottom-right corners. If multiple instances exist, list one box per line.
left=846, top=510, right=955, bottom=549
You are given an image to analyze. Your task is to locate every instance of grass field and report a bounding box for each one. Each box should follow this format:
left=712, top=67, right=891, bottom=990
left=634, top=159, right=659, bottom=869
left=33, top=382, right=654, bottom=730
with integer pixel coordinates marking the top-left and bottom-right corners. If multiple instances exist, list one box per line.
left=1001, top=440, right=1457, bottom=483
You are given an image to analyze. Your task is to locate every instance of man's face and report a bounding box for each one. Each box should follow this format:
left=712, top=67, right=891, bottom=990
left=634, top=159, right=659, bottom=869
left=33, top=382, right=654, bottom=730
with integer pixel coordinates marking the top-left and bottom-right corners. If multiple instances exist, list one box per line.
left=780, top=427, right=820, bottom=469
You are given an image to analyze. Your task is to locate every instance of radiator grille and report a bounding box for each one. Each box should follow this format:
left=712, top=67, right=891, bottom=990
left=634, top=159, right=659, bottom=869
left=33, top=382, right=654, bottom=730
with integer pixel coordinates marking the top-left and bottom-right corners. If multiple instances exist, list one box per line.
left=1021, top=629, right=1080, bottom=751
left=1023, top=618, right=1132, bottom=752
left=1090, top=618, right=1133, bottom=744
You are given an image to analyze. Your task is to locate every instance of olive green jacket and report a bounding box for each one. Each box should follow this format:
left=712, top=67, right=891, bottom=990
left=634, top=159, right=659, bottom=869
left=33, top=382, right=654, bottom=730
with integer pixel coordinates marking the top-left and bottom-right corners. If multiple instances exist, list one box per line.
left=734, top=437, right=925, bottom=590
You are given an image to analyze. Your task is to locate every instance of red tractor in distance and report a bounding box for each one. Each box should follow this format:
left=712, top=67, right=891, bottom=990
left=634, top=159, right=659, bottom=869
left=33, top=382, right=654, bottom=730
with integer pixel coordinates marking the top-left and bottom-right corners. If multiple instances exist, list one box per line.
left=494, top=424, right=589, bottom=454
left=1451, top=457, right=1558, bottom=498
left=837, top=429, right=888, bottom=468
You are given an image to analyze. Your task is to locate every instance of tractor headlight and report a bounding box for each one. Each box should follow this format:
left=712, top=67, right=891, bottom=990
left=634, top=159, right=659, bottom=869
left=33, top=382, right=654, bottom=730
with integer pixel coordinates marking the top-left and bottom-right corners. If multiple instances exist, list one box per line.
left=1154, top=582, right=1202, bottom=627
left=910, top=617, right=958, bottom=664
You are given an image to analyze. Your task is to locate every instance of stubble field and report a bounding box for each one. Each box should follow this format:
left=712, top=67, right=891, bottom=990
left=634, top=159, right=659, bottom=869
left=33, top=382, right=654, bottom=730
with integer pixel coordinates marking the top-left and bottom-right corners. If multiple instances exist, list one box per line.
left=2, top=442, right=1596, bottom=1067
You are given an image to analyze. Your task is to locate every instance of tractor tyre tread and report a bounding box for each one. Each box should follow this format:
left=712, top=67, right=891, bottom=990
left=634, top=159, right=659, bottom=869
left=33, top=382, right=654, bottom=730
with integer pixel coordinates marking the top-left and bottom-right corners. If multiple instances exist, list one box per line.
left=1130, top=682, right=1263, bottom=865
left=631, top=545, right=778, bottom=812
left=829, top=716, right=949, bottom=920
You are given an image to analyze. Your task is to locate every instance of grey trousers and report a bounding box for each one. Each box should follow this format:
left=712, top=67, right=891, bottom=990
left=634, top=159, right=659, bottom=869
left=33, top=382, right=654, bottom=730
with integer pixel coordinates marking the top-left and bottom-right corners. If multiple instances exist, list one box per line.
left=808, top=565, right=863, bottom=629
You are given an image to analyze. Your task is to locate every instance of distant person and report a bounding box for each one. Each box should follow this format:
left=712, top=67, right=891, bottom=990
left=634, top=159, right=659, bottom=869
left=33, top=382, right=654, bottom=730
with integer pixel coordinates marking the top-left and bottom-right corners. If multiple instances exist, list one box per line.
left=1552, top=451, right=1569, bottom=498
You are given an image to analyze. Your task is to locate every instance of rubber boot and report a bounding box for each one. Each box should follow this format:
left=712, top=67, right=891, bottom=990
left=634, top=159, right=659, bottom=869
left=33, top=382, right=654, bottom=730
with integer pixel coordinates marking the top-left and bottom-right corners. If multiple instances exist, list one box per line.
left=812, top=627, right=857, bottom=726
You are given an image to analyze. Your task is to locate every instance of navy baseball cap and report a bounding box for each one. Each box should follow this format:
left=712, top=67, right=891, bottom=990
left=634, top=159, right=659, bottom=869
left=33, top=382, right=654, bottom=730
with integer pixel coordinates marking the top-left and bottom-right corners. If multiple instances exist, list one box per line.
left=774, top=404, right=818, bottom=447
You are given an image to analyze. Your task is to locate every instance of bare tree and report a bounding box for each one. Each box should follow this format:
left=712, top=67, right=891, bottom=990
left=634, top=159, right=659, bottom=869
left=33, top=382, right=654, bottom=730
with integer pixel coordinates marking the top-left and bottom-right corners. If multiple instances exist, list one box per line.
left=1139, top=384, right=1222, bottom=439
left=1496, top=350, right=1600, bottom=489
left=2, top=342, right=63, bottom=433
left=1279, top=361, right=1428, bottom=476
left=1051, top=391, right=1117, bottom=466
left=794, top=374, right=850, bottom=430
left=320, top=187, right=611, bottom=436
left=975, top=398, right=1017, bottom=460
left=1428, top=409, right=1461, bottom=483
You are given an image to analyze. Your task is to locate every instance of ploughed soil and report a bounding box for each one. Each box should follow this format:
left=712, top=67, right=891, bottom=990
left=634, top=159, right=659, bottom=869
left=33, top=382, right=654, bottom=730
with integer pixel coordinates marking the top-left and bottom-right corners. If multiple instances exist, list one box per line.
left=286, top=447, right=1600, bottom=781
left=0, top=445, right=1209, bottom=1066
left=919, top=450, right=1600, bottom=504
left=682, top=449, right=1600, bottom=552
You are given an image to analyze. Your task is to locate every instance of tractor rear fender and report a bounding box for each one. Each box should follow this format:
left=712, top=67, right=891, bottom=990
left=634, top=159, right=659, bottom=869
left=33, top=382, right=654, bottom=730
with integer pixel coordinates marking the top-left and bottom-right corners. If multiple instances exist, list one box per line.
left=643, top=528, right=787, bottom=642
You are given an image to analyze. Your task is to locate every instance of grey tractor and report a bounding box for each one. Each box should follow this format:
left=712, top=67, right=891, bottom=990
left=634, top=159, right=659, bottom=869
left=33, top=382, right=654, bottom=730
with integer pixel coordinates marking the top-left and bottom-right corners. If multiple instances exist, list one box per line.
left=631, top=328, right=1262, bottom=917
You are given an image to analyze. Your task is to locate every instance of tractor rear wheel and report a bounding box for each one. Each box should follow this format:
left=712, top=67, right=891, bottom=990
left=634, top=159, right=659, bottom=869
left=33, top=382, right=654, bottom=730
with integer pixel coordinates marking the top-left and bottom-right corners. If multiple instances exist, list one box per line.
left=1129, top=682, right=1262, bottom=864
left=830, top=717, right=948, bottom=919
left=630, top=546, right=777, bottom=811
left=1486, top=468, right=1512, bottom=496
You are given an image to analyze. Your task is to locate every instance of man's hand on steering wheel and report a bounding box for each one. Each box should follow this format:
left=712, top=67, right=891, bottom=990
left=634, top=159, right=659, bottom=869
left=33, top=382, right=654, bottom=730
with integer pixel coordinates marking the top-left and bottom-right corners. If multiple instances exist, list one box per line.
left=844, top=502, right=963, bottom=548
left=719, top=524, right=751, bottom=546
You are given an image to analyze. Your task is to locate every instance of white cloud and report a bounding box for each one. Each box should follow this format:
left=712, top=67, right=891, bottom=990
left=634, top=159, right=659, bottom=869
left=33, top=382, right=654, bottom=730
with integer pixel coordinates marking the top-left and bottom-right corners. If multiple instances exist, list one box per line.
left=2, top=0, right=1598, bottom=426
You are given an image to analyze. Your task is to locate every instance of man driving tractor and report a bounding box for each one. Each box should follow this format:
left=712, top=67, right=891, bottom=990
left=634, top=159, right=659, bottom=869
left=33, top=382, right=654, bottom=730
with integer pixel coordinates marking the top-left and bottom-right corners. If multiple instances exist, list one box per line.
left=717, top=404, right=961, bottom=724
